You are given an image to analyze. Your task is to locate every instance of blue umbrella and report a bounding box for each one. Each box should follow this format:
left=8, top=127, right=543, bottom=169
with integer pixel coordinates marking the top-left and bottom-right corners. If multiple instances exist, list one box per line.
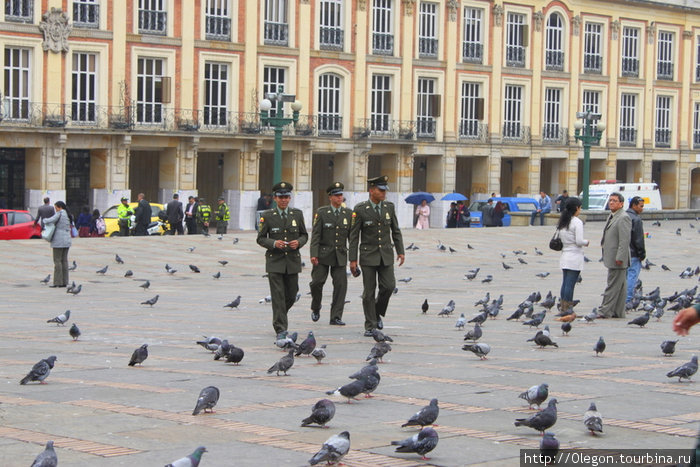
left=404, top=192, right=436, bottom=204
left=441, top=193, right=468, bottom=201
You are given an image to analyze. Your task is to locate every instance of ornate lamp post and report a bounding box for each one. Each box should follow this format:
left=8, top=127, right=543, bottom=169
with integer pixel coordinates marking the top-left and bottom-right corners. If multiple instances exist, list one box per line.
left=259, top=86, right=302, bottom=185
left=574, top=111, right=606, bottom=209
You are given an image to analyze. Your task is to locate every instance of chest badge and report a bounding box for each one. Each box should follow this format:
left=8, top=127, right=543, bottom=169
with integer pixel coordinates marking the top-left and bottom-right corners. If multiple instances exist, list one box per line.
left=343, top=218, right=348, bottom=225
left=385, top=212, right=390, bottom=220
left=291, top=219, right=297, bottom=227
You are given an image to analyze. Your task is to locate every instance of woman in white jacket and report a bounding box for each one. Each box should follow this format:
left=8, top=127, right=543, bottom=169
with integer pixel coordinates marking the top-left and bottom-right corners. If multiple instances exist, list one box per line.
left=557, top=197, right=589, bottom=313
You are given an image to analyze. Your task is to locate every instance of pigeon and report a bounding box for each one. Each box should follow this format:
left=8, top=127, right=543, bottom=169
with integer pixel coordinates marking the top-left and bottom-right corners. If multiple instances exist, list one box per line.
left=47, top=309, right=70, bottom=326
left=468, top=312, right=488, bottom=325
left=534, top=247, right=543, bottom=256
left=475, top=293, right=490, bottom=306
left=213, top=340, right=231, bottom=361
left=506, top=308, right=525, bottom=321
left=66, top=282, right=76, bottom=293
left=455, top=313, right=466, bottom=330
left=274, top=331, right=298, bottom=350
left=359, top=372, right=381, bottom=398
left=583, top=402, right=604, bottom=435
left=225, top=345, right=244, bottom=365
left=582, top=308, right=600, bottom=323
left=464, top=323, right=482, bottom=341
left=140, top=280, right=150, bottom=290
left=555, top=312, right=576, bottom=323
left=438, top=300, right=455, bottom=316
left=398, top=277, right=412, bottom=283
left=514, top=398, right=558, bottom=433
left=31, top=440, right=57, bottom=467
left=367, top=342, right=392, bottom=362
left=594, top=336, right=606, bottom=356
left=40, top=274, right=50, bottom=284
left=536, top=272, right=550, bottom=278
left=540, top=432, right=559, bottom=463
left=531, top=332, right=558, bottom=349
left=141, top=294, right=159, bottom=307
left=187, top=246, right=196, bottom=252
left=68, top=260, right=77, bottom=271
left=676, top=228, right=682, bottom=236
left=518, top=257, right=528, bottom=265
left=522, top=314, right=544, bottom=328
left=326, top=379, right=366, bottom=403
left=462, top=343, right=490, bottom=360
left=539, top=293, right=556, bottom=310
left=295, top=331, right=316, bottom=357
left=20, top=356, right=57, bottom=385
left=124, top=270, right=133, bottom=278
left=232, top=237, right=239, bottom=244
left=467, top=244, right=474, bottom=249
left=268, top=349, right=295, bottom=375
left=401, top=398, right=439, bottom=428
left=165, top=263, right=172, bottom=272
left=393, top=287, right=399, bottom=295
left=627, top=311, right=650, bottom=328
left=217, top=234, right=223, bottom=240
left=96, top=265, right=108, bottom=274
left=502, top=262, right=513, bottom=270
left=301, top=399, right=336, bottom=428
left=666, top=355, right=698, bottom=382
left=652, top=306, right=665, bottom=321
left=311, top=344, right=327, bottom=364
left=115, top=254, right=124, bottom=264
left=371, top=329, right=394, bottom=343
left=308, top=431, right=350, bottom=466
left=660, top=340, right=678, bottom=356
left=211, top=271, right=221, bottom=279
left=519, top=383, right=549, bottom=409
left=421, top=298, right=429, bottom=314
left=192, top=386, right=220, bottom=415
left=128, top=344, right=149, bottom=366
left=391, top=427, right=439, bottom=461
left=224, top=296, right=241, bottom=309
left=69, top=323, right=81, bottom=341
left=167, top=268, right=177, bottom=275
left=652, top=220, right=661, bottom=226
left=406, top=242, right=415, bottom=250
left=481, top=274, right=494, bottom=283
left=196, top=336, right=222, bottom=352
left=661, top=264, right=671, bottom=271
left=189, top=264, right=201, bottom=273
left=67, top=284, right=82, bottom=296
left=437, top=240, right=446, bottom=251
left=465, top=268, right=479, bottom=280
left=218, top=260, right=228, bottom=266
left=561, top=322, right=572, bottom=336
left=165, top=446, right=207, bottom=467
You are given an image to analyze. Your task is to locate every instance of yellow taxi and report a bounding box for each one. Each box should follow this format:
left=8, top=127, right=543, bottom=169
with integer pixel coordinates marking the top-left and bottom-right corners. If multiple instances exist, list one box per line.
left=102, top=202, right=165, bottom=237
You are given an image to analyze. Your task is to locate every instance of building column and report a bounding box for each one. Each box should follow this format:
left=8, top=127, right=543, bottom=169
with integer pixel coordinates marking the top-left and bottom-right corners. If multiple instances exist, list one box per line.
left=488, top=150, right=502, bottom=195
left=293, top=142, right=313, bottom=192
left=528, top=152, right=542, bottom=194
left=678, top=155, right=690, bottom=209
left=240, top=140, right=262, bottom=191
left=176, top=137, right=198, bottom=191
left=443, top=147, right=456, bottom=193
left=351, top=145, right=371, bottom=192
left=605, top=151, right=618, bottom=180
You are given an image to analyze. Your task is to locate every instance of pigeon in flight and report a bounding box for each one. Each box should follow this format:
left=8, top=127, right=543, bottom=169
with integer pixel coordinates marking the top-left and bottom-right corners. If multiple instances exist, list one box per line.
left=301, top=399, right=336, bottom=428
left=40, top=274, right=50, bottom=285
left=140, top=280, right=150, bottom=290
left=421, top=298, right=429, bottom=314
left=594, top=336, right=606, bottom=356
left=268, top=349, right=295, bottom=375
left=224, top=296, right=241, bottom=309
left=31, top=440, right=57, bottom=467
left=583, top=402, right=604, bottom=435
left=391, top=427, right=438, bottom=461
left=128, top=344, right=149, bottom=366
left=308, top=432, right=350, bottom=466
left=401, top=398, right=439, bottom=428
left=666, top=355, right=698, bottom=382
left=192, top=386, right=220, bottom=415
left=514, top=398, right=558, bottom=433
left=69, top=323, right=81, bottom=341
left=462, top=343, right=490, bottom=360
left=660, top=340, right=678, bottom=356
left=96, top=265, right=108, bottom=275
left=189, top=264, right=201, bottom=273
left=20, top=356, right=57, bottom=385
left=519, top=383, right=549, bottom=409
left=165, top=446, right=207, bottom=467
left=115, top=254, right=124, bottom=264
left=47, top=310, right=70, bottom=326
left=141, top=295, right=159, bottom=307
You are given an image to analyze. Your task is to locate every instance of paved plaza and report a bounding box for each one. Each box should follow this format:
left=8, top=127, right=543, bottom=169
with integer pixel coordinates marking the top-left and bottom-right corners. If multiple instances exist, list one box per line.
left=0, top=220, right=698, bottom=466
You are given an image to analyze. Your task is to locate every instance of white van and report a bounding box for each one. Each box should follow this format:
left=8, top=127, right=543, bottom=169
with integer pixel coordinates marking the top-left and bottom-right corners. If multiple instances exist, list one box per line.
left=583, top=181, right=662, bottom=211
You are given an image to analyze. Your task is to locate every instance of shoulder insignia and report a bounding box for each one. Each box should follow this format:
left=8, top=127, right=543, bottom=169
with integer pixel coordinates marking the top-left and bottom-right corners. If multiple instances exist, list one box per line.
left=259, top=217, right=264, bottom=223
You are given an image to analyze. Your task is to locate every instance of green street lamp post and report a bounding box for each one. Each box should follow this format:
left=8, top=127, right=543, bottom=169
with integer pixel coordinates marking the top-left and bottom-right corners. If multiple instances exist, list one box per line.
left=259, top=86, right=302, bottom=185
left=573, top=111, right=606, bottom=209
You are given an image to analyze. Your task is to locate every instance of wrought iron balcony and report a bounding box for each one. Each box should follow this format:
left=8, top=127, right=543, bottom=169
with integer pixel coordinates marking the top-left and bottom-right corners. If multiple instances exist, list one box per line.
left=462, top=43, right=483, bottom=64
left=621, top=57, right=639, bottom=77
left=315, top=114, right=342, bottom=136
left=5, top=0, right=33, bottom=23
left=583, top=55, right=602, bottom=74
left=655, top=129, right=671, bottom=147
left=139, top=9, right=167, bottom=35
left=506, top=45, right=525, bottom=67
left=501, top=123, right=531, bottom=144
left=459, top=121, right=488, bottom=142
left=416, top=117, right=436, bottom=138
left=542, top=125, right=568, bottom=145
left=545, top=51, right=564, bottom=71
left=264, top=22, right=288, bottom=46
left=320, top=27, right=343, bottom=50
left=619, top=128, right=637, bottom=146
left=73, top=1, right=99, bottom=28
left=657, top=62, right=673, bottom=80
left=356, top=118, right=416, bottom=140
left=372, top=33, right=394, bottom=55
left=206, top=16, right=231, bottom=41
left=419, top=38, right=438, bottom=58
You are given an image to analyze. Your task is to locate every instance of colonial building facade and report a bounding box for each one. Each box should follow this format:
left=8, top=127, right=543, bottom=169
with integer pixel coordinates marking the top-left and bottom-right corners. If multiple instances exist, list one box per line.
left=1, top=0, right=699, bottom=229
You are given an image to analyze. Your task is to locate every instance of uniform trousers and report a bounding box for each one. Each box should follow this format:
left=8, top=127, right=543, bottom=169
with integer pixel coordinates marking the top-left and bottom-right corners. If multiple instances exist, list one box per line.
left=599, top=268, right=627, bottom=318
left=268, top=272, right=299, bottom=334
left=361, top=262, right=395, bottom=331
left=216, top=223, right=227, bottom=234
left=309, top=263, right=347, bottom=321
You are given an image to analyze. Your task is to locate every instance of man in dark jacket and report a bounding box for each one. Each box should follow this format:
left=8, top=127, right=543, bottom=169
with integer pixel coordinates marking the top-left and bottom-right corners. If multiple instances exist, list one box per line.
left=480, top=199, right=495, bottom=227
left=134, top=193, right=152, bottom=236
left=34, top=197, right=55, bottom=227
left=625, top=196, right=646, bottom=302
left=166, top=193, right=184, bottom=235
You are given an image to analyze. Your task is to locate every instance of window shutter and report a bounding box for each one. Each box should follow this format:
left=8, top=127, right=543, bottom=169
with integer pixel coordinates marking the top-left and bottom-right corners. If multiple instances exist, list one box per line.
left=161, top=76, right=172, bottom=104
left=384, top=90, right=392, bottom=113
left=476, top=98, right=485, bottom=120
left=430, top=95, right=441, bottom=117
left=522, top=25, right=529, bottom=47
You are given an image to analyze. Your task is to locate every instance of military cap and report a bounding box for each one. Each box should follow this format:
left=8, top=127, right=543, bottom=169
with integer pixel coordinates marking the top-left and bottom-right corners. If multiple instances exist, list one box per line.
left=368, top=175, right=389, bottom=191
left=273, top=181, right=293, bottom=196
left=327, top=182, right=344, bottom=196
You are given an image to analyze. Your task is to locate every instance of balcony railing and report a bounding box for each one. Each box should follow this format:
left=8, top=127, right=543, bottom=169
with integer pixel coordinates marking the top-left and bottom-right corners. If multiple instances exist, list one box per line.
left=315, top=114, right=342, bottom=136
left=355, top=118, right=417, bottom=140
left=462, top=43, right=483, bottom=64
left=502, top=123, right=531, bottom=144
left=416, top=117, right=436, bottom=138
left=320, top=27, right=343, bottom=50
left=459, top=121, right=488, bottom=142
left=621, top=57, right=639, bottom=77
left=542, top=125, right=568, bottom=145
left=583, top=54, right=602, bottom=74
left=264, top=22, right=288, bottom=46
left=139, top=9, right=166, bottom=35
left=545, top=51, right=564, bottom=71
left=372, top=33, right=394, bottom=55
left=206, top=16, right=231, bottom=41
left=419, top=38, right=438, bottom=58
left=619, top=128, right=637, bottom=146
left=657, top=62, right=673, bottom=80
left=506, top=45, right=525, bottom=67
left=655, top=129, right=671, bottom=147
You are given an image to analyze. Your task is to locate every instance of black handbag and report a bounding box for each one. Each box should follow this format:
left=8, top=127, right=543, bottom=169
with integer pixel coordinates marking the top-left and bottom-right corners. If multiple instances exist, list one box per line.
left=549, top=229, right=563, bottom=251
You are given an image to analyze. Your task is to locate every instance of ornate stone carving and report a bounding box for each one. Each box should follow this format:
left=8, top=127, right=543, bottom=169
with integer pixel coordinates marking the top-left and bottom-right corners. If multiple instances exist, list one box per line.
left=493, top=4, right=504, bottom=27
left=447, top=0, right=459, bottom=22
left=611, top=20, right=620, bottom=40
left=647, top=22, right=656, bottom=44
left=358, top=0, right=367, bottom=12
left=402, top=0, right=416, bottom=16
left=572, top=15, right=581, bottom=36
left=683, top=30, right=693, bottom=39
left=534, top=10, right=544, bottom=32
left=39, top=8, right=71, bottom=53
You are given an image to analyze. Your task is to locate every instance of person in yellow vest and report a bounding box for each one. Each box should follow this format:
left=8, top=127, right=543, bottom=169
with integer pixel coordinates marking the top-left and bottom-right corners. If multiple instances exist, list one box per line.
left=216, top=196, right=230, bottom=234
left=117, top=197, right=133, bottom=236
left=196, top=198, right=212, bottom=236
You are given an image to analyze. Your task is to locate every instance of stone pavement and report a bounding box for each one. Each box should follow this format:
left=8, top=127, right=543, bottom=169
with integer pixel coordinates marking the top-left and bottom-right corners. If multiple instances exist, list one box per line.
left=0, top=221, right=698, bottom=466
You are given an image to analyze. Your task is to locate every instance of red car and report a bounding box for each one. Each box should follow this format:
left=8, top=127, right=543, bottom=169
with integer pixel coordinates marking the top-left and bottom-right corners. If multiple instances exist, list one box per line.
left=0, top=209, right=42, bottom=240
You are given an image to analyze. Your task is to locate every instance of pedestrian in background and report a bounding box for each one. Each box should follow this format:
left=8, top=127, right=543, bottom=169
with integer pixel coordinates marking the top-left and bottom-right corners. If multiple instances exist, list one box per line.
left=43, top=201, right=72, bottom=288
left=216, top=196, right=230, bottom=234
left=117, top=197, right=133, bottom=236
left=33, top=197, right=54, bottom=228
left=134, top=193, right=152, bottom=236
left=555, top=190, right=569, bottom=212
left=625, top=196, right=646, bottom=303
left=598, top=192, right=631, bottom=319
left=166, top=193, right=184, bottom=235
left=457, top=201, right=469, bottom=227
left=557, top=197, right=589, bottom=314
left=415, top=199, right=430, bottom=229
left=90, top=209, right=105, bottom=237
left=446, top=202, right=458, bottom=228
left=493, top=201, right=506, bottom=227
left=196, top=198, right=212, bottom=236
left=185, top=196, right=198, bottom=234
left=530, top=191, right=552, bottom=225
left=76, top=206, right=91, bottom=237
left=480, top=198, right=495, bottom=227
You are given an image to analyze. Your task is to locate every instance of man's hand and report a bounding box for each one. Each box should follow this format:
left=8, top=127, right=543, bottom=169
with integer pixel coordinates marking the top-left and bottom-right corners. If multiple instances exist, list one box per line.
left=274, top=240, right=286, bottom=249
left=350, top=260, right=358, bottom=275
left=310, top=257, right=319, bottom=266
left=288, top=240, right=299, bottom=250
left=397, top=254, right=405, bottom=266
left=672, top=307, right=700, bottom=336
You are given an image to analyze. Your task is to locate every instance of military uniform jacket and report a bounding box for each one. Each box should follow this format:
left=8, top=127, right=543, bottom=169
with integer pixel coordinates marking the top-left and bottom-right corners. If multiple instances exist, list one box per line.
left=310, top=205, right=352, bottom=266
left=349, top=200, right=404, bottom=266
left=257, top=207, right=308, bottom=274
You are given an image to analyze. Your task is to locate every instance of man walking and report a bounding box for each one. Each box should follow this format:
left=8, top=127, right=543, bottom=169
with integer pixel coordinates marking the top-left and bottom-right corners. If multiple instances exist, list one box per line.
left=185, top=196, right=198, bottom=234
left=117, top=197, right=133, bottom=236
left=555, top=190, right=569, bottom=212
left=34, top=197, right=55, bottom=228
left=216, top=197, right=230, bottom=234
left=530, top=191, right=552, bottom=225
left=257, top=182, right=308, bottom=336
left=625, top=196, right=646, bottom=303
left=480, top=198, right=494, bottom=227
left=166, top=193, right=184, bottom=235
left=599, top=192, right=632, bottom=318
left=349, top=175, right=405, bottom=336
left=134, top=193, right=152, bottom=236
left=309, top=182, right=352, bottom=326
left=196, top=198, right=212, bottom=236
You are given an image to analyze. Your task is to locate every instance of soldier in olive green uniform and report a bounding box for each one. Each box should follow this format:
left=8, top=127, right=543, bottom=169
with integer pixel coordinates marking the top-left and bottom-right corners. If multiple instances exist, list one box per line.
left=309, top=182, right=352, bottom=326
left=257, top=182, right=308, bottom=336
left=349, top=175, right=405, bottom=336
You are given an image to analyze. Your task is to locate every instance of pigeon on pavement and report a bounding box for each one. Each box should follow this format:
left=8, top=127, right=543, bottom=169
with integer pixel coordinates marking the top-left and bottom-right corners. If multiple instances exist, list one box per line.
left=301, top=399, right=336, bottom=428
left=115, top=254, right=124, bottom=264
left=218, top=260, right=228, bottom=266
left=225, top=345, right=245, bottom=365
left=326, top=379, right=366, bottom=403
left=462, top=343, right=490, bottom=360
left=96, top=265, right=108, bottom=275
left=503, top=262, right=513, bottom=270
left=128, top=344, right=149, bottom=366
left=68, top=260, right=77, bottom=271
left=455, top=313, right=466, bottom=330
left=464, top=323, right=482, bottom=342
left=536, top=272, right=550, bottom=278
left=224, top=296, right=241, bottom=309
left=540, top=433, right=559, bottom=463
left=40, top=274, right=50, bottom=285
left=481, top=274, right=494, bottom=283
left=165, top=446, right=207, bottom=467
left=514, top=398, right=558, bottom=433
left=308, top=431, right=350, bottom=466
left=391, top=427, right=438, bottom=461
left=583, top=402, right=604, bottom=435
left=47, top=310, right=70, bottom=326
left=561, top=322, right=572, bottom=336
left=124, top=270, right=133, bottom=278
left=67, top=284, right=82, bottom=296
left=139, top=280, right=150, bottom=290
left=192, top=386, right=220, bottom=415
left=367, top=342, right=392, bottom=362
left=660, top=340, right=678, bottom=356
left=69, top=323, right=81, bottom=341
left=519, top=383, right=549, bottom=409
left=594, top=336, right=606, bottom=356
left=267, top=349, right=295, bottom=375
left=371, top=329, right=394, bottom=343
left=189, top=264, right=201, bottom=273
left=311, top=345, right=327, bottom=364
left=141, top=295, right=159, bottom=306
left=212, top=272, right=221, bottom=279
left=295, top=331, right=316, bottom=357
left=421, top=298, right=429, bottom=313
left=401, top=398, right=439, bottom=428
left=666, top=355, right=698, bottom=382
left=187, top=246, right=196, bottom=252
left=31, top=440, right=57, bottom=467
left=465, top=268, right=479, bottom=280
left=20, top=356, right=57, bottom=385
left=628, top=311, right=650, bottom=328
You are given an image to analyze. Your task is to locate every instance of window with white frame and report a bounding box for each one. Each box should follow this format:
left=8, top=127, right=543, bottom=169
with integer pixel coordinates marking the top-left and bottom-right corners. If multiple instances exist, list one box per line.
left=582, top=90, right=600, bottom=115
left=203, top=62, right=228, bottom=127
left=657, top=31, right=674, bottom=80
left=372, top=0, right=393, bottom=55
left=545, top=14, right=564, bottom=71
left=139, top=0, right=166, bottom=34
left=583, top=23, right=603, bottom=73
left=418, top=2, right=437, bottom=58
left=73, top=0, right=99, bottom=28
left=71, top=53, right=97, bottom=123
left=370, top=74, right=391, bottom=132
left=619, top=93, right=637, bottom=146
left=462, top=7, right=483, bottom=63
left=503, top=84, right=523, bottom=139
left=416, top=77, right=438, bottom=137
left=655, top=95, right=671, bottom=147
left=262, top=66, right=286, bottom=118
left=264, top=0, right=288, bottom=46
left=5, top=0, right=33, bottom=23
left=317, top=73, right=342, bottom=135
left=459, top=82, right=482, bottom=138
left=319, top=0, right=343, bottom=50
left=3, top=47, right=31, bottom=120
left=205, top=0, right=230, bottom=41
left=505, top=12, right=526, bottom=67
left=136, top=57, right=164, bottom=123
left=693, top=102, right=700, bottom=148
left=621, top=27, right=639, bottom=77
left=543, top=88, right=562, bottom=142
